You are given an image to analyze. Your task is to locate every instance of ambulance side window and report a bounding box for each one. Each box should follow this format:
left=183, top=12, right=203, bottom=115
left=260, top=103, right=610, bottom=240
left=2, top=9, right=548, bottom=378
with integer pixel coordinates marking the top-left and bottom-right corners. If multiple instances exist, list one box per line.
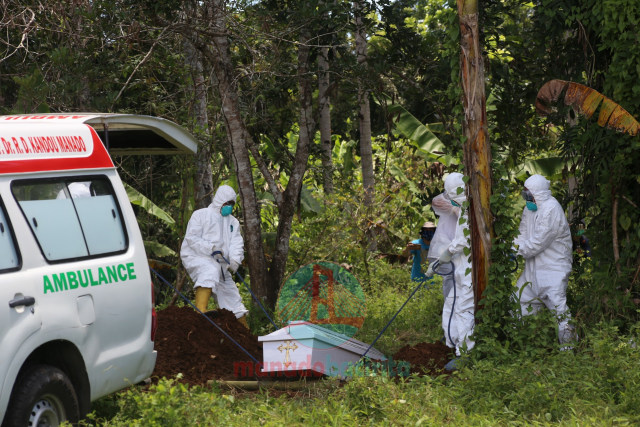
left=12, top=177, right=127, bottom=262
left=0, top=199, right=20, bottom=272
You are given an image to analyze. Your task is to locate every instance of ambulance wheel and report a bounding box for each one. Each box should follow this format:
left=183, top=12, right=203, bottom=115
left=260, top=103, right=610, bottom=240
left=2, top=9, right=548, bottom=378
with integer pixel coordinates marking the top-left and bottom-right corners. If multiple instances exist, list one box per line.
left=3, top=364, right=79, bottom=427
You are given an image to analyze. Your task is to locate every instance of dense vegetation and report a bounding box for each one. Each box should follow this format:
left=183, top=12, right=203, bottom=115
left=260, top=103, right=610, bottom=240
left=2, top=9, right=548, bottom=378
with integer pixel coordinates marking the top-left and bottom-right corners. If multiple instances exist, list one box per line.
left=2, top=0, right=640, bottom=424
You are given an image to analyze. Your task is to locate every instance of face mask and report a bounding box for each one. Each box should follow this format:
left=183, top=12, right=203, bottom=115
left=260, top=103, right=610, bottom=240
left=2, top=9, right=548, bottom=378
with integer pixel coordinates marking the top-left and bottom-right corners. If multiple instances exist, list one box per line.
left=420, top=229, right=435, bottom=241
left=521, top=189, right=534, bottom=203
left=451, top=200, right=459, bottom=207
left=221, top=205, right=233, bottom=216
left=526, top=201, right=537, bottom=211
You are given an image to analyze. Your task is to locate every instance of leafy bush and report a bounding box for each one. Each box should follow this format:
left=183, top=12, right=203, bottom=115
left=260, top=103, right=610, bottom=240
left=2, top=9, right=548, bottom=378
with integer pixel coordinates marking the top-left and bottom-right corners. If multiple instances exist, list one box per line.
left=86, top=320, right=640, bottom=425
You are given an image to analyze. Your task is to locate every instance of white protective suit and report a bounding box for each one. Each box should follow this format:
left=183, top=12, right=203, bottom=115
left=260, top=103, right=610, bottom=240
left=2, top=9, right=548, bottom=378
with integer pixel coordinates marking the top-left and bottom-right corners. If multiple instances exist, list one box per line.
left=441, top=173, right=475, bottom=356
left=180, top=185, right=248, bottom=318
left=428, top=193, right=459, bottom=299
left=513, top=174, right=575, bottom=345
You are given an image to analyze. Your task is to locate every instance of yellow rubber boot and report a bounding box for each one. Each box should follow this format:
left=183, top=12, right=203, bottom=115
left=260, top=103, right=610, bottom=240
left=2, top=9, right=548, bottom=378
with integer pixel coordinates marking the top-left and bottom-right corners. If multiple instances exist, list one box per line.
left=194, top=287, right=212, bottom=312
left=237, top=315, right=249, bottom=329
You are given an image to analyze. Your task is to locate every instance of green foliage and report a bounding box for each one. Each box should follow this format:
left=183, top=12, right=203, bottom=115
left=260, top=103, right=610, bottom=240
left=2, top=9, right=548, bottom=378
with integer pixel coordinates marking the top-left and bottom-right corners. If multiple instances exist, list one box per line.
left=576, top=0, right=640, bottom=114
left=125, top=183, right=175, bottom=225
left=355, top=260, right=445, bottom=355
left=6, top=3, right=640, bottom=423
left=558, top=120, right=640, bottom=327
left=472, top=162, right=520, bottom=356
left=87, top=323, right=640, bottom=425
left=84, top=377, right=239, bottom=425
left=288, top=139, right=443, bottom=273
left=384, top=98, right=457, bottom=166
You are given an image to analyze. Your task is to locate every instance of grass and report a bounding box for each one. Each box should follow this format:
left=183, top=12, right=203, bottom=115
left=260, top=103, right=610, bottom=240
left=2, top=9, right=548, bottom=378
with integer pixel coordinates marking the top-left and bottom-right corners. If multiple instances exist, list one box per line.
left=83, top=259, right=640, bottom=426
left=85, top=337, right=640, bottom=426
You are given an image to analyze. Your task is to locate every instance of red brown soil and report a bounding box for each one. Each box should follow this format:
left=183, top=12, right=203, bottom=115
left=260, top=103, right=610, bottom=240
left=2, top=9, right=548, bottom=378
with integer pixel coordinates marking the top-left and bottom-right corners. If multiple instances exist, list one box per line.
left=392, top=341, right=455, bottom=376
left=152, top=305, right=453, bottom=386
left=152, top=306, right=263, bottom=385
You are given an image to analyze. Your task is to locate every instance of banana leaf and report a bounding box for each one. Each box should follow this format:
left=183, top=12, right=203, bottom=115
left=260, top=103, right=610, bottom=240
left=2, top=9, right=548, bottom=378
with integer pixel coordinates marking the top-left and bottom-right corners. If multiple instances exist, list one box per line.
left=124, top=183, right=176, bottom=225
left=334, top=138, right=356, bottom=176
left=384, top=100, right=456, bottom=166
left=536, top=79, right=640, bottom=136
left=144, top=241, right=177, bottom=258
left=520, top=156, right=566, bottom=179
left=300, top=185, right=322, bottom=213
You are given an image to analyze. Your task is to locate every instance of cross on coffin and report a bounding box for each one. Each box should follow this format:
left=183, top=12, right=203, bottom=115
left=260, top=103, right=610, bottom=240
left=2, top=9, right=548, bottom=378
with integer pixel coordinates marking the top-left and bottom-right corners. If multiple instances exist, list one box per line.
left=277, top=340, right=298, bottom=367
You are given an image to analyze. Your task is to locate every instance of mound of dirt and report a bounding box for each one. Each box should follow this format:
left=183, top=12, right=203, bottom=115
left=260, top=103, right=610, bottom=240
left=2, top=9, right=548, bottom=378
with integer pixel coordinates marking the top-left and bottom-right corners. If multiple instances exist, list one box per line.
left=392, top=341, right=455, bottom=376
left=152, top=306, right=263, bottom=385
left=152, top=305, right=454, bottom=386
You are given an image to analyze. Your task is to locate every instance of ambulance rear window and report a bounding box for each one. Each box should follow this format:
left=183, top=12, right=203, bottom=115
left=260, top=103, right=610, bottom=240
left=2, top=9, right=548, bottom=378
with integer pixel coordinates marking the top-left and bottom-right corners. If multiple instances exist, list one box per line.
left=12, top=177, right=128, bottom=262
left=0, top=199, right=20, bottom=272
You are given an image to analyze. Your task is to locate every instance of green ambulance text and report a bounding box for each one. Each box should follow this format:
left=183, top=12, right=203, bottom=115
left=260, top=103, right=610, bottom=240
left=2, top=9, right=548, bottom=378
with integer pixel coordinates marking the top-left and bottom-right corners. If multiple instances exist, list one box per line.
left=43, top=262, right=137, bottom=294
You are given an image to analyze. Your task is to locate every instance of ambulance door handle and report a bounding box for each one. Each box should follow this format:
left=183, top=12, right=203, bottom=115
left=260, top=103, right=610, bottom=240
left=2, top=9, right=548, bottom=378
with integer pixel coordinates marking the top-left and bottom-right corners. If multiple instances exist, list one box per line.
left=9, top=296, right=35, bottom=308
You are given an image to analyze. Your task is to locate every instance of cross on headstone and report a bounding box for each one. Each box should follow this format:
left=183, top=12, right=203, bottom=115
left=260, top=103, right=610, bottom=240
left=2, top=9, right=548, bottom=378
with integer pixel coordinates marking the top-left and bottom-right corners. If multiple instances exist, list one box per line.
left=277, top=340, right=298, bottom=367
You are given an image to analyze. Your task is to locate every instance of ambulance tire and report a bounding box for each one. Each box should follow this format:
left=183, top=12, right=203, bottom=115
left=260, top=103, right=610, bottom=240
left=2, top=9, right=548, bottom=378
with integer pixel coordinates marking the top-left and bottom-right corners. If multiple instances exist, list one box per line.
left=3, top=364, right=80, bottom=427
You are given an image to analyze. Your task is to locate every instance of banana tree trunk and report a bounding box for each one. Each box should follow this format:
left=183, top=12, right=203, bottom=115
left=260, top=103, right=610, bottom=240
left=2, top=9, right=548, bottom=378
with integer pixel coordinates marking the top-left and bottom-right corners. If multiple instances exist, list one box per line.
left=457, top=0, right=493, bottom=310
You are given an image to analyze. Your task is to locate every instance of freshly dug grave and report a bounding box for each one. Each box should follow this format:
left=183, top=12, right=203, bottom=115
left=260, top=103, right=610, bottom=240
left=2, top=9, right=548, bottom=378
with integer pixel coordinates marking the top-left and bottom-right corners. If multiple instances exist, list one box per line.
left=152, top=305, right=454, bottom=386
left=392, top=341, right=455, bottom=376
left=152, top=305, right=263, bottom=385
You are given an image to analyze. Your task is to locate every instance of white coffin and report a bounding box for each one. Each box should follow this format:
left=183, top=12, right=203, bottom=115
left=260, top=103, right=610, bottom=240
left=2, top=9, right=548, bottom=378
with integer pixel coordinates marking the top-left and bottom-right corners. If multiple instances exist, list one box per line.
left=258, top=321, right=386, bottom=378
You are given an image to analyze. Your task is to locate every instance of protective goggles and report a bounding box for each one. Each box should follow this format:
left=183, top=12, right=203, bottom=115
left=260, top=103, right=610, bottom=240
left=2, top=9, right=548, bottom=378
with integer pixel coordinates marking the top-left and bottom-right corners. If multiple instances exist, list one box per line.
left=222, top=200, right=235, bottom=207
left=521, top=189, right=534, bottom=202
left=442, top=191, right=460, bottom=207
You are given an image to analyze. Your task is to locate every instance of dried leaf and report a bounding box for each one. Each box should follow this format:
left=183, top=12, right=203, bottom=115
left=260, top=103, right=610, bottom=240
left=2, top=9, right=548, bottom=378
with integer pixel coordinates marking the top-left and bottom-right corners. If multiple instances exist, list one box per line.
left=536, top=79, right=640, bottom=136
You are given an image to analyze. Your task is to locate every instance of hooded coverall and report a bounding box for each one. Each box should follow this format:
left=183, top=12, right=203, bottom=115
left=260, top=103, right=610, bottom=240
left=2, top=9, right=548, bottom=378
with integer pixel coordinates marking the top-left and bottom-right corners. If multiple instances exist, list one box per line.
left=180, top=185, right=248, bottom=319
left=428, top=193, right=459, bottom=299
left=441, top=172, right=475, bottom=356
left=514, top=174, right=575, bottom=345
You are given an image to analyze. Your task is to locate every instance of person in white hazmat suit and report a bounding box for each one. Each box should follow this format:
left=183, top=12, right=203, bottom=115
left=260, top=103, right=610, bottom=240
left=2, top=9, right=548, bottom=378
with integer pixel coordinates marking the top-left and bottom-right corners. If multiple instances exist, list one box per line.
left=426, top=173, right=475, bottom=362
left=427, top=193, right=459, bottom=300
left=181, top=185, right=249, bottom=327
left=513, top=174, right=576, bottom=347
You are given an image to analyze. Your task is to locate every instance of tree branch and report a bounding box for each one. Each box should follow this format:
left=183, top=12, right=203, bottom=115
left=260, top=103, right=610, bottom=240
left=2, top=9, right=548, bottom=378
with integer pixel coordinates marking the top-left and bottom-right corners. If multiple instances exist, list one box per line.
left=244, top=130, right=284, bottom=209
left=110, top=25, right=171, bottom=110
left=0, top=7, right=36, bottom=64
left=612, top=188, right=621, bottom=275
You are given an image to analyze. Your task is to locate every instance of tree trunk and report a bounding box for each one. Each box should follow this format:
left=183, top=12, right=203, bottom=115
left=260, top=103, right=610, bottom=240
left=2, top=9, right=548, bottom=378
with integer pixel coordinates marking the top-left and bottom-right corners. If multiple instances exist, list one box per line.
left=269, top=30, right=315, bottom=302
left=184, top=39, right=214, bottom=209
left=318, top=43, right=334, bottom=194
left=354, top=0, right=374, bottom=206
left=457, top=0, right=493, bottom=311
left=205, top=0, right=272, bottom=306
left=188, top=0, right=314, bottom=310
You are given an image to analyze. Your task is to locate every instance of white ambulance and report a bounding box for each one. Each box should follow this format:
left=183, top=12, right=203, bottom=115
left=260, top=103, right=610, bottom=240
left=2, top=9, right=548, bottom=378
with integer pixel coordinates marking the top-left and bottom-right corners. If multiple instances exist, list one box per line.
left=0, top=114, right=197, bottom=425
